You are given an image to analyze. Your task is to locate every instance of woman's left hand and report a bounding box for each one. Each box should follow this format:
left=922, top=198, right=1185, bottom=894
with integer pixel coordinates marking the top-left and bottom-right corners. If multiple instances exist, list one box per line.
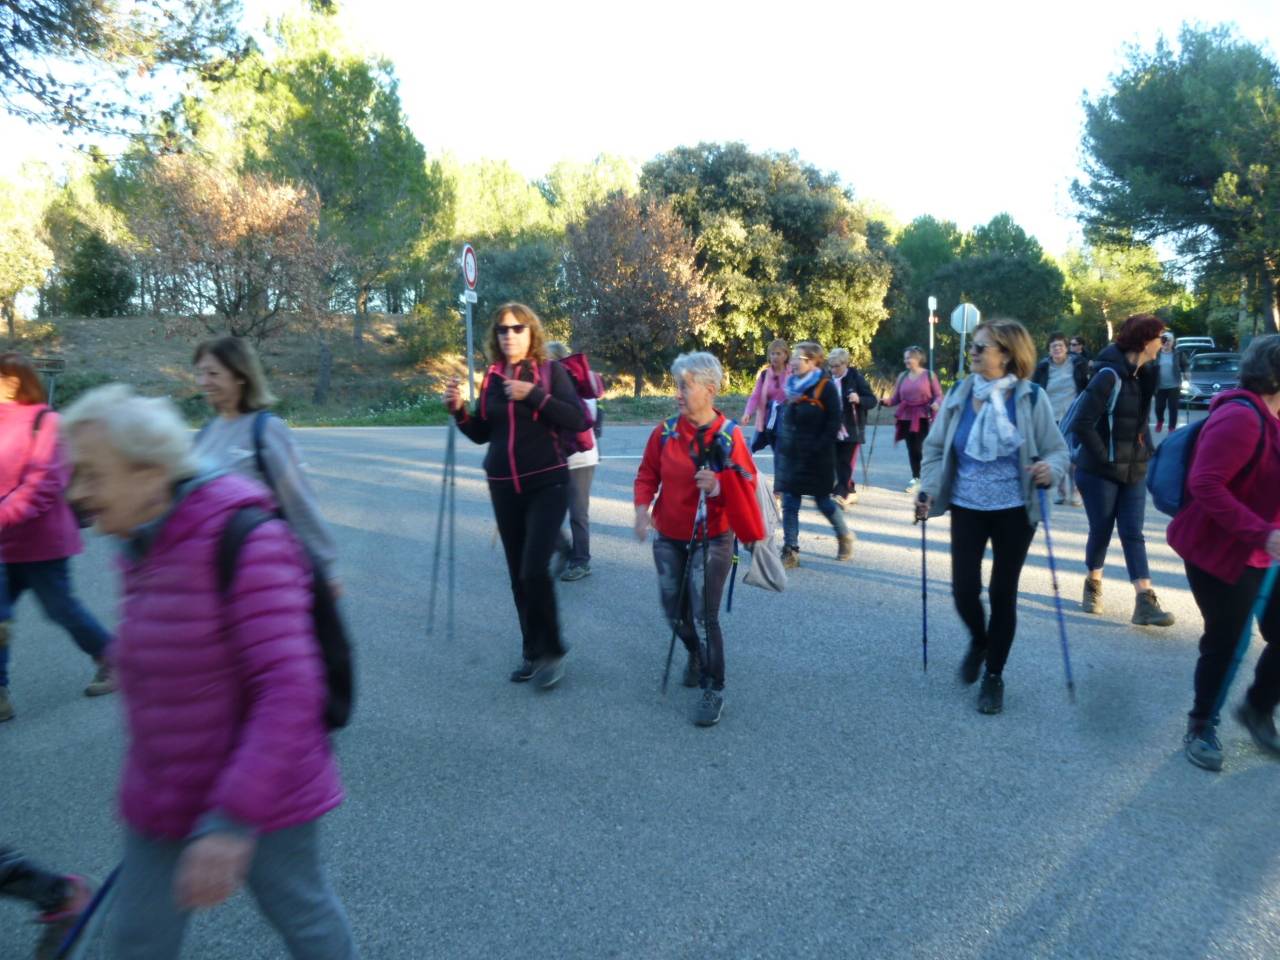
left=694, top=468, right=719, bottom=495
left=174, top=832, right=256, bottom=909
left=504, top=379, right=535, bottom=401
left=1028, top=461, right=1054, bottom=488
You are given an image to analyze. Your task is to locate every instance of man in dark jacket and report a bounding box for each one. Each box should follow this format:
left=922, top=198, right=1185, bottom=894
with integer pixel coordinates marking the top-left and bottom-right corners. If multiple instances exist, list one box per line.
left=1069, top=315, right=1175, bottom=628
left=1033, top=332, right=1089, bottom=504
left=828, top=348, right=877, bottom=506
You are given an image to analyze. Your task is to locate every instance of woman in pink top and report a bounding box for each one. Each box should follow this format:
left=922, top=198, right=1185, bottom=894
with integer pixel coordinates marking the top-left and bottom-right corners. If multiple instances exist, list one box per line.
left=1168, top=335, right=1280, bottom=774
left=0, top=353, right=114, bottom=723
left=743, top=339, right=790, bottom=451
left=881, top=345, right=942, bottom=493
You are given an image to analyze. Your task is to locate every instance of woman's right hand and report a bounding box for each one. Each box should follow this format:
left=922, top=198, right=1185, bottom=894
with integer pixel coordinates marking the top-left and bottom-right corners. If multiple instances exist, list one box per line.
left=914, top=494, right=933, bottom=522
left=634, top=506, right=651, bottom=542
left=1267, top=529, right=1280, bottom=562
left=443, top=377, right=462, bottom=412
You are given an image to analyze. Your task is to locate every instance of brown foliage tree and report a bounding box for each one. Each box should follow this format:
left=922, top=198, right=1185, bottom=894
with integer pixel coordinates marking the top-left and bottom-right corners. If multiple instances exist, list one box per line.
left=132, top=155, right=332, bottom=343
left=564, top=193, right=719, bottom=396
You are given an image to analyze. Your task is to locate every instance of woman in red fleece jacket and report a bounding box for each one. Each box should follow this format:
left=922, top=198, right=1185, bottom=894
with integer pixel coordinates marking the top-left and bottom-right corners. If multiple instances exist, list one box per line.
left=634, top=351, right=764, bottom=728
left=1168, top=335, right=1280, bottom=773
left=0, top=353, right=114, bottom=723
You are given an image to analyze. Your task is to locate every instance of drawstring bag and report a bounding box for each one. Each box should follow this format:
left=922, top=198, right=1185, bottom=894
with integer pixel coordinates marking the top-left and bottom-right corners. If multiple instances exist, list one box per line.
left=743, top=472, right=786, bottom=593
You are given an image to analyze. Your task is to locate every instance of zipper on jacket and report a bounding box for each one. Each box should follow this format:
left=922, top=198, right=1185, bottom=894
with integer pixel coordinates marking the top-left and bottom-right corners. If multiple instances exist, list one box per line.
left=508, top=400, right=521, bottom=493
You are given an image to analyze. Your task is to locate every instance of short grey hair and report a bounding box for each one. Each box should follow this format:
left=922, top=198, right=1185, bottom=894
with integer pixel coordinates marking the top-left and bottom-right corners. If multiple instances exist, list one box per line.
left=1240, top=335, right=1280, bottom=396
left=546, top=341, right=568, bottom=361
left=828, top=348, right=851, bottom=366
left=671, top=351, right=723, bottom=392
left=61, top=384, right=199, bottom=479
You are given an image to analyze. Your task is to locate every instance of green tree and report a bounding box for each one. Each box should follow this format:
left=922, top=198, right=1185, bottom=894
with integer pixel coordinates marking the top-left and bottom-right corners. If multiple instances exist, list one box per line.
left=564, top=193, right=719, bottom=395
left=1063, top=241, right=1177, bottom=342
left=539, top=155, right=639, bottom=229
left=0, top=173, right=53, bottom=337
left=1073, top=25, right=1280, bottom=331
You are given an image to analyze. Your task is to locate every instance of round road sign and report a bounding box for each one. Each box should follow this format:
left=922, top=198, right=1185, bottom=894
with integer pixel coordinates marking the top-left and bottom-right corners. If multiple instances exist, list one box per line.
left=461, top=244, right=478, bottom=290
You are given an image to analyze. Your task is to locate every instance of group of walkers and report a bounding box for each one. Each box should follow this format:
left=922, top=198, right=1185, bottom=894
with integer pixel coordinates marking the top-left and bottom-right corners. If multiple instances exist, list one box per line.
left=2, top=299, right=1279, bottom=956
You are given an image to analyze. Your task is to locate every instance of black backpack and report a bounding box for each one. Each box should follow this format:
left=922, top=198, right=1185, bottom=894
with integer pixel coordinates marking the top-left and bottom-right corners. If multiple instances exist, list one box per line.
left=217, top=507, right=354, bottom=730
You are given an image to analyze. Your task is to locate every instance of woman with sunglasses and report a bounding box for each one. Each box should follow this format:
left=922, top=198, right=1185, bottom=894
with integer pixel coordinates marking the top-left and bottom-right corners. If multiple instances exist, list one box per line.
left=916, top=320, right=1069, bottom=714
left=881, top=346, right=942, bottom=494
left=444, top=304, right=585, bottom=689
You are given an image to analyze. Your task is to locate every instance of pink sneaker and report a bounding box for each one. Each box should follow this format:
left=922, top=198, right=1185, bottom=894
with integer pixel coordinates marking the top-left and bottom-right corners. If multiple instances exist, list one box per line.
left=35, top=875, right=94, bottom=960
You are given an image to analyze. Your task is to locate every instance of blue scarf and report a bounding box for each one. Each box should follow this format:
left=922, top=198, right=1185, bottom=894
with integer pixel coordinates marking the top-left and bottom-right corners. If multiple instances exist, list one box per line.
left=785, top=369, right=821, bottom=401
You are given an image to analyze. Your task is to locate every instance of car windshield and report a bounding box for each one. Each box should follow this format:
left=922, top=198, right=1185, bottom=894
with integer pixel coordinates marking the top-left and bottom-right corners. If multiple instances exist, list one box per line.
left=1188, top=355, right=1240, bottom=374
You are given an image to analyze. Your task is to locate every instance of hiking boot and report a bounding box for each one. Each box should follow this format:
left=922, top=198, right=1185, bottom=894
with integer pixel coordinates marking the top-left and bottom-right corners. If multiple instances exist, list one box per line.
left=533, top=653, right=566, bottom=690
left=0, top=686, right=12, bottom=723
left=510, top=659, right=536, bottom=683
left=977, top=673, right=1004, bottom=715
left=1132, top=589, right=1175, bottom=627
left=682, top=649, right=702, bottom=689
left=1235, top=700, right=1280, bottom=757
left=958, top=644, right=986, bottom=686
left=35, top=875, right=94, bottom=960
left=1184, top=723, right=1223, bottom=772
left=836, top=533, right=855, bottom=562
left=84, top=660, right=117, bottom=697
left=1082, top=577, right=1103, bottom=614
left=693, top=687, right=724, bottom=727
left=560, top=562, right=591, bottom=582
left=781, top=545, right=799, bottom=569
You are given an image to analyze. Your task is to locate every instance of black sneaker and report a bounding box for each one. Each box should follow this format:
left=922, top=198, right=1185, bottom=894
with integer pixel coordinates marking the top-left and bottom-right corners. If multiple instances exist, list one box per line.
left=560, top=562, right=591, bottom=582
left=958, top=644, right=986, bottom=686
left=693, top=688, right=724, bottom=727
left=682, top=649, right=702, bottom=688
left=1235, top=700, right=1280, bottom=757
left=509, top=659, right=536, bottom=683
left=977, top=673, right=1004, bottom=715
left=1184, top=723, right=1223, bottom=772
left=532, top=654, right=566, bottom=690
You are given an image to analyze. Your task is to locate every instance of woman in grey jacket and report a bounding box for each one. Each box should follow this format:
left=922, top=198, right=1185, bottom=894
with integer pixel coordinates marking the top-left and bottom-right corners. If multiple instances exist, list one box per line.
left=916, top=319, right=1070, bottom=715
left=192, top=337, right=339, bottom=591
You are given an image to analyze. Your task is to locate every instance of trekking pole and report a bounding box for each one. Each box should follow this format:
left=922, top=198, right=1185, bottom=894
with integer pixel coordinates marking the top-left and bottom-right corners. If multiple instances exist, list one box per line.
left=661, top=491, right=707, bottom=695
left=446, top=420, right=457, bottom=641
left=915, top=491, right=928, bottom=672
left=863, top=408, right=880, bottom=488
left=427, top=421, right=457, bottom=637
left=1034, top=471, right=1076, bottom=703
left=55, top=863, right=121, bottom=960
left=1212, top=562, right=1280, bottom=720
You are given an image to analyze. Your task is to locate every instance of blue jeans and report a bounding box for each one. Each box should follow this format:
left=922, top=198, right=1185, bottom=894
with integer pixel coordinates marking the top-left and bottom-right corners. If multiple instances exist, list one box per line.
left=0, top=559, right=112, bottom=688
left=1074, top=468, right=1150, bottom=581
left=781, top=493, right=848, bottom=549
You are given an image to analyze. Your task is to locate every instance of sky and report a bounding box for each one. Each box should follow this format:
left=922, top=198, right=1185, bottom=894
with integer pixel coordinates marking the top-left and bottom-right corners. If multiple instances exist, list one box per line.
left=6, top=0, right=1280, bottom=257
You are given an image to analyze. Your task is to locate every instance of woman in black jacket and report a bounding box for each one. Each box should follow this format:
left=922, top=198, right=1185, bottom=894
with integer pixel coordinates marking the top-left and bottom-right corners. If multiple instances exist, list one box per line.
left=775, top=341, right=853, bottom=568
left=444, top=303, right=586, bottom=688
left=1071, top=313, right=1174, bottom=627
left=827, top=348, right=878, bottom=507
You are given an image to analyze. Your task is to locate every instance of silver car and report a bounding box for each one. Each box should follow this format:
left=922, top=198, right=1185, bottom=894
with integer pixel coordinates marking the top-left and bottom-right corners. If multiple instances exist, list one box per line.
left=1180, top=352, right=1241, bottom=408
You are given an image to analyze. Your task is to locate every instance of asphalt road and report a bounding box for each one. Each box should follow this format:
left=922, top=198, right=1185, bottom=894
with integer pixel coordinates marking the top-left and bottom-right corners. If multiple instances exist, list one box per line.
left=3, top=414, right=1278, bottom=960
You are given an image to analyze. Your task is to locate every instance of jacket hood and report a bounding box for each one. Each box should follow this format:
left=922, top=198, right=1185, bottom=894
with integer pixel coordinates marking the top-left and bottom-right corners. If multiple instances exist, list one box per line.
left=124, top=471, right=279, bottom=566
left=1207, top=388, right=1273, bottom=415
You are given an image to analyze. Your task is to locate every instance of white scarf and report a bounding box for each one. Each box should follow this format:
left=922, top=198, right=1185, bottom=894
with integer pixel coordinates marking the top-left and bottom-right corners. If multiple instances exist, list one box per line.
left=964, top=374, right=1022, bottom=462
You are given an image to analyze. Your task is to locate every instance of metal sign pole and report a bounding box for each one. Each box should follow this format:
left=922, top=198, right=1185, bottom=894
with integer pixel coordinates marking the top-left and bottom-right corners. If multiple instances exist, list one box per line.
left=927, top=296, right=937, bottom=374
left=464, top=301, right=475, bottom=403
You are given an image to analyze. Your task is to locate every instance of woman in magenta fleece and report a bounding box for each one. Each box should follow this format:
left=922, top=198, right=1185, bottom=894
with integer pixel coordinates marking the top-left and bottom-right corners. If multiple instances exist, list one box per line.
left=0, top=353, right=114, bottom=723
left=881, top=345, right=942, bottom=493
left=1170, top=335, right=1280, bottom=774
left=62, top=385, right=355, bottom=960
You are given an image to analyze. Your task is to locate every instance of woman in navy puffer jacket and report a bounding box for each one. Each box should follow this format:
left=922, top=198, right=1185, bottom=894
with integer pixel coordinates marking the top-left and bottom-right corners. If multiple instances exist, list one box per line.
left=62, top=385, right=355, bottom=960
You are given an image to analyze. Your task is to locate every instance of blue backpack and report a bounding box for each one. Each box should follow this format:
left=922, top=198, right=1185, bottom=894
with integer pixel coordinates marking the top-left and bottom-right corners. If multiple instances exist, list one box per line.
left=1061, top=367, right=1121, bottom=464
left=1146, top=399, right=1267, bottom=516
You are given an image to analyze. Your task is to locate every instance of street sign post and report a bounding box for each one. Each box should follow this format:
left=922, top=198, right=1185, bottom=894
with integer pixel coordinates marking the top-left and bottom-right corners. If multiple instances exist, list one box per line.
left=459, top=244, right=478, bottom=401
left=950, top=303, right=981, bottom=376
left=927, top=296, right=938, bottom=372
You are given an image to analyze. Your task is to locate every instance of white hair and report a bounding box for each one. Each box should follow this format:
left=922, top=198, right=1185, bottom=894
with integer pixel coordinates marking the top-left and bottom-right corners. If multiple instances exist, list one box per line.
left=827, top=348, right=851, bottom=366
left=60, top=384, right=198, bottom=479
left=671, top=351, right=723, bottom=392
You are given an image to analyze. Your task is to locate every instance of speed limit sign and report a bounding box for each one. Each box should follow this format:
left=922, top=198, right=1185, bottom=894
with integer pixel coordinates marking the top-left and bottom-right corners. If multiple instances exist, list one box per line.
left=460, top=244, right=478, bottom=290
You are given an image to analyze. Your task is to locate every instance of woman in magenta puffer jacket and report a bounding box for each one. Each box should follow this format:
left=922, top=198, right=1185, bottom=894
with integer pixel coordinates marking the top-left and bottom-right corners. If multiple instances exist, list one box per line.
left=62, top=384, right=355, bottom=960
left=0, top=353, right=114, bottom=723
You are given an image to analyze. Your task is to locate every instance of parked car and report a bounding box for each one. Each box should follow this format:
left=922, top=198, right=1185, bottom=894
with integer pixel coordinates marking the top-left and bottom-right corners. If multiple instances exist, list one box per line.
left=1180, top=351, right=1241, bottom=407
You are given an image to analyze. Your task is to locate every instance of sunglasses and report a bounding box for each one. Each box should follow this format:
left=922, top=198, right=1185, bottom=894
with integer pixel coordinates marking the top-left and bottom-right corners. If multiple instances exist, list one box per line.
left=969, top=341, right=997, bottom=354
left=496, top=324, right=527, bottom=336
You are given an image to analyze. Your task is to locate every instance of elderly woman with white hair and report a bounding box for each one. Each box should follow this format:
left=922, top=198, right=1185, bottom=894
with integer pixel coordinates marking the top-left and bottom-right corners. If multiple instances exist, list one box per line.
left=634, top=352, right=764, bottom=727
left=61, top=385, right=355, bottom=960
left=827, top=347, right=878, bottom=507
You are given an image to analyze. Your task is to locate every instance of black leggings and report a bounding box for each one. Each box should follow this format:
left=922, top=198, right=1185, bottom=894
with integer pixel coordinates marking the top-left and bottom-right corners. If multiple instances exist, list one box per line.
left=0, top=846, right=68, bottom=912
left=949, top=505, right=1037, bottom=676
left=902, top=421, right=929, bottom=480
left=1154, top=388, right=1180, bottom=428
left=1186, top=562, right=1280, bottom=725
left=653, top=532, right=734, bottom=689
left=489, top=481, right=570, bottom=661
left=833, top=441, right=859, bottom=496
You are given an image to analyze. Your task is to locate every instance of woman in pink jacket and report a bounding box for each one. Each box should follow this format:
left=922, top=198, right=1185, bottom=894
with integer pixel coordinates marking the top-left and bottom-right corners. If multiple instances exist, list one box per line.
left=0, top=353, right=114, bottom=723
left=1169, top=335, right=1280, bottom=773
left=742, top=338, right=790, bottom=451
left=62, top=384, right=355, bottom=960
